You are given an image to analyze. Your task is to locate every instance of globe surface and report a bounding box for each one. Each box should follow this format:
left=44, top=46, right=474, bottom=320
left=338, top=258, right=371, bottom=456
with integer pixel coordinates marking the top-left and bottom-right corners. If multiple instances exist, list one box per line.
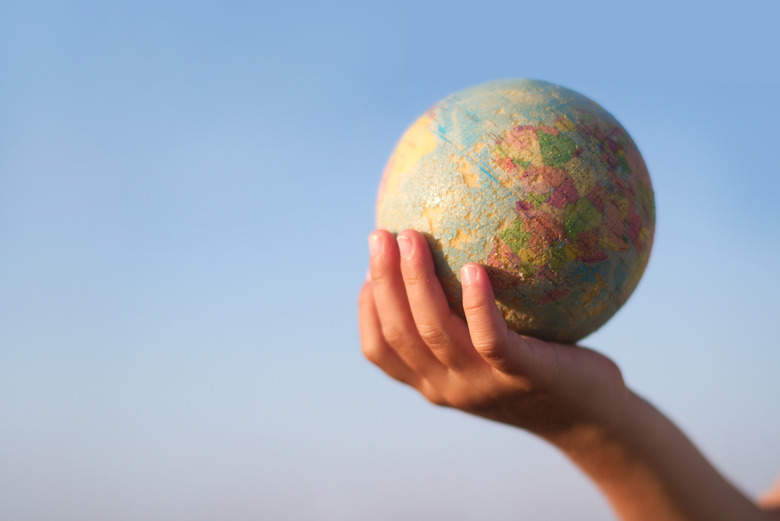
left=376, top=79, right=655, bottom=343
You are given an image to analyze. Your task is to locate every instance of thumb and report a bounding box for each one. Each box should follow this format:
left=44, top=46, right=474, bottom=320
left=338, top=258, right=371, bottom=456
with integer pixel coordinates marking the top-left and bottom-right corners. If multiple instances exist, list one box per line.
left=461, top=264, right=562, bottom=379
left=460, top=264, right=511, bottom=368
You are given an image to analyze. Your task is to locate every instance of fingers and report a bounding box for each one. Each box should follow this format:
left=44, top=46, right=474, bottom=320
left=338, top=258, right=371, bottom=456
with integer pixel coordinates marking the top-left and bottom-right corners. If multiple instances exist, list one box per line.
left=396, top=230, right=483, bottom=369
left=358, top=281, right=418, bottom=385
left=460, top=263, right=571, bottom=380
left=368, top=230, right=444, bottom=374
left=460, top=263, right=512, bottom=370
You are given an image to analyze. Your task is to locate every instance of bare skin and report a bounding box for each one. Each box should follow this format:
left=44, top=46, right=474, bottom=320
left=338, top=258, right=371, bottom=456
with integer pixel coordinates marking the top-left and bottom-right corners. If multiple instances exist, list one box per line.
left=359, top=229, right=780, bottom=521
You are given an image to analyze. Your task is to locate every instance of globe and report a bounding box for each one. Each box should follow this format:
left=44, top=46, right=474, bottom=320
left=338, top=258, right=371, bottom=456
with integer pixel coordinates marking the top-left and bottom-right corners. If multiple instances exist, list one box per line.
left=376, top=79, right=655, bottom=343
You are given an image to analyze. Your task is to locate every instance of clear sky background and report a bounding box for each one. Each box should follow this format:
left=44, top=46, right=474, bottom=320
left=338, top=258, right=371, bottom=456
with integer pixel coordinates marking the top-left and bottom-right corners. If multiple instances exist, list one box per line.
left=1, top=1, right=779, bottom=520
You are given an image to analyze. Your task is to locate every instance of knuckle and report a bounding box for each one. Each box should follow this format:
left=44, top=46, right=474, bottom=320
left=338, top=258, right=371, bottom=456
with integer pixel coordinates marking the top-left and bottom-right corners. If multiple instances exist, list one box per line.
left=421, top=381, right=474, bottom=411
left=399, top=250, right=430, bottom=285
left=471, top=334, right=503, bottom=358
left=416, top=323, right=448, bottom=348
left=461, top=296, right=490, bottom=315
left=473, top=339, right=513, bottom=373
left=473, top=339, right=501, bottom=358
left=421, top=385, right=449, bottom=408
left=400, top=263, right=426, bottom=287
left=380, top=324, right=407, bottom=346
left=360, top=341, right=383, bottom=365
left=368, top=266, right=392, bottom=286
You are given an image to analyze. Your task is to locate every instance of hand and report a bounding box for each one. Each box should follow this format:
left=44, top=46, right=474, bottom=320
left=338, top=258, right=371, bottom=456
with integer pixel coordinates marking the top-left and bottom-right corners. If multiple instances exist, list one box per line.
left=360, top=229, right=780, bottom=521
left=359, top=229, right=629, bottom=442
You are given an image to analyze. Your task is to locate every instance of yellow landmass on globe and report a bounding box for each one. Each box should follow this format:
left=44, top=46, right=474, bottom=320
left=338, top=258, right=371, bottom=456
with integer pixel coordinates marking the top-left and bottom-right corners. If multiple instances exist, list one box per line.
left=381, top=112, right=436, bottom=188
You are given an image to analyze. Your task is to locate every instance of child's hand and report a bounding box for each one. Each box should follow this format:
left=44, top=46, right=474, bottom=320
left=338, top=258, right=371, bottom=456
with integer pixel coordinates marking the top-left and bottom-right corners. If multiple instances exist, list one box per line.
left=359, top=229, right=628, bottom=442
left=360, top=229, right=779, bottom=521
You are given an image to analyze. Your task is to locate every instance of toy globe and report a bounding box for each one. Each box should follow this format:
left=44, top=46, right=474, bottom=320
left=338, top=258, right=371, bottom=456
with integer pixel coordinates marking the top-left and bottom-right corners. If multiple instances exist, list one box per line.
left=376, top=79, right=655, bottom=343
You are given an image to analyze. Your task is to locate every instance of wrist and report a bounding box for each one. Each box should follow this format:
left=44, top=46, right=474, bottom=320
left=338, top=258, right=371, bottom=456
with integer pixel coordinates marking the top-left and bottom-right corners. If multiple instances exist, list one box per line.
left=547, top=389, right=646, bottom=480
left=545, top=390, right=771, bottom=521
left=537, top=372, right=635, bottom=457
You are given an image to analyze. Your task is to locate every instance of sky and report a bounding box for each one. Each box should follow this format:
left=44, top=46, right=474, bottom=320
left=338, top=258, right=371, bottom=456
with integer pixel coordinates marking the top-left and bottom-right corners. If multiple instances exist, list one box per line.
left=1, top=1, right=779, bottom=520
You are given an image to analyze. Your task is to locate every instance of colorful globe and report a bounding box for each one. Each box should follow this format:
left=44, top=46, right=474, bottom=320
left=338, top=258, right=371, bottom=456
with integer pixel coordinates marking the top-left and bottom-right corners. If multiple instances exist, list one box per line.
left=376, top=79, right=655, bottom=343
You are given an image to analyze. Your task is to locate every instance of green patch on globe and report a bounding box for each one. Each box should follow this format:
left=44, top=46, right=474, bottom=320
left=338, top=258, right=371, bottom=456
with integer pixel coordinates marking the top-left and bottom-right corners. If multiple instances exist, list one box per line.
left=376, top=79, right=655, bottom=343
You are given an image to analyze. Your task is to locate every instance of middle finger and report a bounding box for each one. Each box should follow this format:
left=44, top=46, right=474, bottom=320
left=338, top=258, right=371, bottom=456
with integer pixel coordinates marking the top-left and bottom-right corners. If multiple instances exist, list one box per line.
left=369, top=230, right=444, bottom=376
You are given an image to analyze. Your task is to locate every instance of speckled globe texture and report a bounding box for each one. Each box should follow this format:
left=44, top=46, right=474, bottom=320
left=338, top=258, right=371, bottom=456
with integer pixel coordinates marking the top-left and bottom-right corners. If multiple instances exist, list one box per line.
left=376, top=79, right=655, bottom=343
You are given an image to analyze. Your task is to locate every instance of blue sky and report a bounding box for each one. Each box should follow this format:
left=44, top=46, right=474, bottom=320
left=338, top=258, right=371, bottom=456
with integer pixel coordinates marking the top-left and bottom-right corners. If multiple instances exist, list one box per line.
left=1, top=1, right=779, bottom=520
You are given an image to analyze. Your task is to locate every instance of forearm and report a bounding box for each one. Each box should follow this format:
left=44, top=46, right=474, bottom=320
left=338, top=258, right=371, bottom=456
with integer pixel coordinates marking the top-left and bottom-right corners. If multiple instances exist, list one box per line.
left=550, top=391, right=773, bottom=521
left=360, top=233, right=775, bottom=520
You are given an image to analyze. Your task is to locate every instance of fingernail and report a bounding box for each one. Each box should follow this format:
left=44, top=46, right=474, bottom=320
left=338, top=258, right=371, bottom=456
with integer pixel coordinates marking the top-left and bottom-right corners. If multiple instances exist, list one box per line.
left=397, top=234, right=412, bottom=258
left=461, top=264, right=479, bottom=285
left=368, top=233, right=381, bottom=257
